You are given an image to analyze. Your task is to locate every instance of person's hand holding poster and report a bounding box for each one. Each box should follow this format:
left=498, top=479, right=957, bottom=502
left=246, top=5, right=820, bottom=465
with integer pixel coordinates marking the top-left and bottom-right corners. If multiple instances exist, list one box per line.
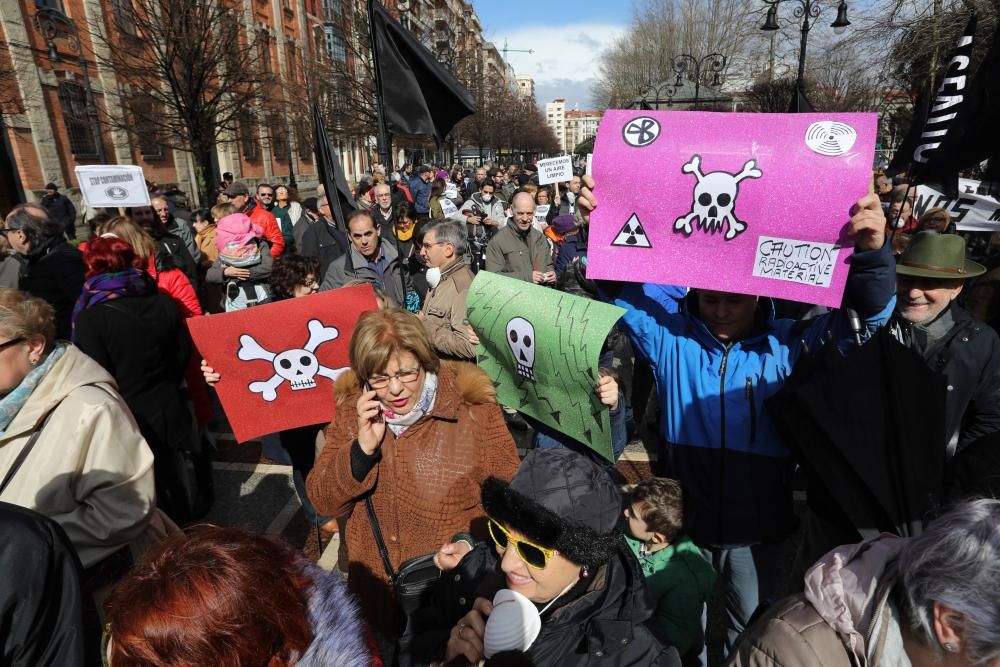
left=587, top=111, right=878, bottom=308
left=187, top=285, right=379, bottom=442
left=466, top=272, right=625, bottom=461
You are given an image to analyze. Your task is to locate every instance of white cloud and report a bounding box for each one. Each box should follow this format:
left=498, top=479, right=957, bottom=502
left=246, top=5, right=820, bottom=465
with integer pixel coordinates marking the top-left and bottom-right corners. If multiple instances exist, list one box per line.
left=493, top=23, right=627, bottom=106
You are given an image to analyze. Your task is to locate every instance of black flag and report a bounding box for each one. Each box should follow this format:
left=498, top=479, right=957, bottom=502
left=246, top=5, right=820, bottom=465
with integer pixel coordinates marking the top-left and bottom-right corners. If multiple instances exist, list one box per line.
left=369, top=1, right=476, bottom=143
left=888, top=14, right=977, bottom=190
left=311, top=105, right=354, bottom=230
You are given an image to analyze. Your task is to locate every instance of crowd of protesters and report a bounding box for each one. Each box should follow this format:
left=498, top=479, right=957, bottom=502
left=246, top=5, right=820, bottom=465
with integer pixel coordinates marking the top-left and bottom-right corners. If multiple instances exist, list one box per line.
left=1, top=160, right=1000, bottom=667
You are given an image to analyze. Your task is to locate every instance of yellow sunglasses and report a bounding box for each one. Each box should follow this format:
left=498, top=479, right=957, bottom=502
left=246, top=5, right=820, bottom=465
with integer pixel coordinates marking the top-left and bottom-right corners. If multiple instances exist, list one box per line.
left=487, top=517, right=557, bottom=570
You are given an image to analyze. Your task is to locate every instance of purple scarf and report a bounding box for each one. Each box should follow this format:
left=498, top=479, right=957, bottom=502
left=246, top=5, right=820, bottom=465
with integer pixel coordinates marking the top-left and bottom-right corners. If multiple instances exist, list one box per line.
left=71, top=268, right=157, bottom=342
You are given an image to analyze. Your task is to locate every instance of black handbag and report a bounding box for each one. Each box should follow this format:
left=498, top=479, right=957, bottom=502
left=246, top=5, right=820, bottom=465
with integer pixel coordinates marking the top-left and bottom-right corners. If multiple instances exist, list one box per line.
left=364, top=496, right=441, bottom=617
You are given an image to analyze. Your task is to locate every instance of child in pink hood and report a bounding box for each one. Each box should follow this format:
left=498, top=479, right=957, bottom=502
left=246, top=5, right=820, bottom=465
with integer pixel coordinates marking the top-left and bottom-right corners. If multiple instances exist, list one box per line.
left=215, top=212, right=263, bottom=267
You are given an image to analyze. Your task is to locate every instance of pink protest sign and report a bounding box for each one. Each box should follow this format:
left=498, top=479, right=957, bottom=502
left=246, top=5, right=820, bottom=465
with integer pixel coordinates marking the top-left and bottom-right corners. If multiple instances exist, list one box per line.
left=587, top=110, right=878, bottom=308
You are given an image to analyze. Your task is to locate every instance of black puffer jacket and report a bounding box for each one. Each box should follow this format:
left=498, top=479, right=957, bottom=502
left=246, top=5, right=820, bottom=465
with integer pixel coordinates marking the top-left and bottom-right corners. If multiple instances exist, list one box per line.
left=890, top=304, right=1000, bottom=453
left=407, top=542, right=680, bottom=667
left=20, top=238, right=86, bottom=340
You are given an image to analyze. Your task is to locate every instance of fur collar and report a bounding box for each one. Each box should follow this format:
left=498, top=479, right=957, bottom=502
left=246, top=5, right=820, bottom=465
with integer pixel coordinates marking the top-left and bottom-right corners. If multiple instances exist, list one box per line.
left=333, top=361, right=495, bottom=408
left=298, top=561, right=372, bottom=666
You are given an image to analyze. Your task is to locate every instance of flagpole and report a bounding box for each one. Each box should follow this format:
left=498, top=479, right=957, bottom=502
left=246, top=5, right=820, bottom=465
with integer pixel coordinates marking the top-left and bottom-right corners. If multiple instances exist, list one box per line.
left=367, top=0, right=394, bottom=175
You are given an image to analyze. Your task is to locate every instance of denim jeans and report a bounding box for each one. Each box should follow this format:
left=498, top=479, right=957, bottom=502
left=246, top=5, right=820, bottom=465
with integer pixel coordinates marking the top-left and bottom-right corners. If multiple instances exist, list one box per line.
left=698, top=542, right=782, bottom=666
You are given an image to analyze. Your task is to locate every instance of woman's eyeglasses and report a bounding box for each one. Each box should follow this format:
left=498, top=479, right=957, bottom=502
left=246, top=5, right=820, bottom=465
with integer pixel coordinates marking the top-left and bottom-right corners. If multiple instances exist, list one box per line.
left=0, top=336, right=25, bottom=353
left=366, top=368, right=420, bottom=389
left=487, top=517, right=556, bottom=569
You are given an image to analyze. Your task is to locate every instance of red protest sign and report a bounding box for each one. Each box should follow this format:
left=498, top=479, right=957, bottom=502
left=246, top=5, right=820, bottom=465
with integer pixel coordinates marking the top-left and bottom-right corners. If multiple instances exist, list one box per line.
left=187, top=285, right=378, bottom=442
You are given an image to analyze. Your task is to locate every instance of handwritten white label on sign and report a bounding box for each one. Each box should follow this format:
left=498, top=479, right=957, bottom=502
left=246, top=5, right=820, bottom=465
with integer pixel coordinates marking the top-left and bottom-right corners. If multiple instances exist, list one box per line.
left=75, top=165, right=150, bottom=208
left=752, top=236, right=840, bottom=287
left=445, top=183, right=458, bottom=199
left=537, top=156, right=573, bottom=185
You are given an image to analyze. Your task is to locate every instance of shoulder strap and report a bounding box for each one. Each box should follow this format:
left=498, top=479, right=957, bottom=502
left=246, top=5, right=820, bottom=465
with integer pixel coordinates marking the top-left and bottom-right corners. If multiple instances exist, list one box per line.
left=0, top=410, right=55, bottom=496
left=364, top=496, right=397, bottom=583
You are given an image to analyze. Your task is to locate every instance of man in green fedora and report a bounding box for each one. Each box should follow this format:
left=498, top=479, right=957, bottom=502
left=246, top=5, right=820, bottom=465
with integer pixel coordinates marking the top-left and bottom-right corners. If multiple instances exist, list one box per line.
left=889, top=230, right=1000, bottom=455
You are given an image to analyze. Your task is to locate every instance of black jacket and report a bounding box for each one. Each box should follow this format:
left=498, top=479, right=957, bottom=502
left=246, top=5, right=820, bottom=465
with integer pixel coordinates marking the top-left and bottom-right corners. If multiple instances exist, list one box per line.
left=152, top=231, right=198, bottom=287
left=891, top=304, right=1000, bottom=453
left=0, top=502, right=100, bottom=666
left=301, top=218, right=350, bottom=280
left=74, top=292, right=193, bottom=454
left=20, top=240, right=86, bottom=340
left=40, top=192, right=76, bottom=231
left=407, top=542, right=680, bottom=667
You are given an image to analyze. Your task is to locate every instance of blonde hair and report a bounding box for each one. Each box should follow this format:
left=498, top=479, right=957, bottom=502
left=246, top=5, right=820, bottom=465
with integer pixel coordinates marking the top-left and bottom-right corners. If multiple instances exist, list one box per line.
left=521, top=183, right=538, bottom=195
left=342, top=280, right=394, bottom=309
left=349, top=308, right=439, bottom=382
left=212, top=203, right=237, bottom=220
left=102, top=217, right=158, bottom=262
left=0, top=288, right=56, bottom=344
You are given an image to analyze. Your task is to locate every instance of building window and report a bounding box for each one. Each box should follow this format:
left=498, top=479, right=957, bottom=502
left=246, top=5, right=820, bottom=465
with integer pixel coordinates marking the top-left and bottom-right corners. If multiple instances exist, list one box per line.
left=112, top=0, right=137, bottom=35
left=324, top=25, right=346, bottom=63
left=131, top=95, right=163, bottom=158
left=239, top=111, right=259, bottom=161
left=271, top=114, right=288, bottom=160
left=57, top=81, right=98, bottom=157
left=258, top=30, right=272, bottom=74
left=321, top=0, right=341, bottom=22
left=34, top=0, right=65, bottom=10
left=296, top=117, right=312, bottom=161
left=285, top=42, right=298, bottom=83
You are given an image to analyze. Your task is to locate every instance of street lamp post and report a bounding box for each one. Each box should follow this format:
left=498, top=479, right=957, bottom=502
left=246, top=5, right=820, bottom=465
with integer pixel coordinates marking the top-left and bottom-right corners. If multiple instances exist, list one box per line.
left=33, top=7, right=107, bottom=164
left=671, top=53, right=727, bottom=108
left=636, top=53, right=727, bottom=109
left=760, top=0, right=851, bottom=110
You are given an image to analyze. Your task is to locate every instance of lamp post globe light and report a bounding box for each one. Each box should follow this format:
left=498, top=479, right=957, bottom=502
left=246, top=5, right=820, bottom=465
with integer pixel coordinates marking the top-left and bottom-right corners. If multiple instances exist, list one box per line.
left=760, top=0, right=851, bottom=110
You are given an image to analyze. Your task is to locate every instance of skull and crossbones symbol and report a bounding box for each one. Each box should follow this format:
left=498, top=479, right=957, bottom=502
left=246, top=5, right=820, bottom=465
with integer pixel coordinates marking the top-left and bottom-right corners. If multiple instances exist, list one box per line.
left=673, top=155, right=762, bottom=241
left=238, top=319, right=348, bottom=402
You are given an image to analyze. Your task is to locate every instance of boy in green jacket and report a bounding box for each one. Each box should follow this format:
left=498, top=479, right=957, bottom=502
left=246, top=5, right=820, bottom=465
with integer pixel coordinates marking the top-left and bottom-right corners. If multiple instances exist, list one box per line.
left=625, top=478, right=717, bottom=661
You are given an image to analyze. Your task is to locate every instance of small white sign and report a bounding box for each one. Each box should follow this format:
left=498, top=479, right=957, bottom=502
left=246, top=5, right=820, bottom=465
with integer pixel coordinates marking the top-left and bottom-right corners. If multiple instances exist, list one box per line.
left=752, top=236, right=840, bottom=287
left=586, top=153, right=593, bottom=176
left=75, top=165, right=149, bottom=208
left=440, top=198, right=458, bottom=217
left=537, top=156, right=573, bottom=185
left=533, top=204, right=550, bottom=229
left=445, top=182, right=459, bottom=200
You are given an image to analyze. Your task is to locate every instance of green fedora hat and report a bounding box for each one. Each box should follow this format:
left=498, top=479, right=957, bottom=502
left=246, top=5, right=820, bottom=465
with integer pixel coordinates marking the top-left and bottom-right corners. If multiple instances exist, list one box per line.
left=896, top=231, right=986, bottom=280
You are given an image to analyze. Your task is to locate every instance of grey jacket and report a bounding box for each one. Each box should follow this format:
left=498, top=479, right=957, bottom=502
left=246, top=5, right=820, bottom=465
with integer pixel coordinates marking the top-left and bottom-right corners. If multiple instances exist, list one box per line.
left=320, top=241, right=411, bottom=308
left=484, top=221, right=554, bottom=283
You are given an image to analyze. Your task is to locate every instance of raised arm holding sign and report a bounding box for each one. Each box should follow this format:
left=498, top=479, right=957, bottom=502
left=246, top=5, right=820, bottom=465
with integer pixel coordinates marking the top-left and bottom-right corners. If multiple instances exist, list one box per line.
left=586, top=109, right=894, bottom=656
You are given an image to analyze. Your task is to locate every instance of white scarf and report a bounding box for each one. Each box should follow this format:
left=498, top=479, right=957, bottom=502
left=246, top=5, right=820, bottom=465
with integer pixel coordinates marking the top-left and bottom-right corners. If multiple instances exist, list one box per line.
left=382, top=372, right=438, bottom=436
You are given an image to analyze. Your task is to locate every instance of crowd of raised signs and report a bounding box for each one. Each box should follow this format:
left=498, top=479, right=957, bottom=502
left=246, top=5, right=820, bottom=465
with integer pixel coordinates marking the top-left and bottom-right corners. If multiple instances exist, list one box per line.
left=0, top=159, right=999, bottom=667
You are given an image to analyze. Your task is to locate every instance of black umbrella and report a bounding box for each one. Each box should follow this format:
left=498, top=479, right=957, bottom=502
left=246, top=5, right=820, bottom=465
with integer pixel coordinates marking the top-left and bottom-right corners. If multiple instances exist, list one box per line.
left=768, top=326, right=947, bottom=547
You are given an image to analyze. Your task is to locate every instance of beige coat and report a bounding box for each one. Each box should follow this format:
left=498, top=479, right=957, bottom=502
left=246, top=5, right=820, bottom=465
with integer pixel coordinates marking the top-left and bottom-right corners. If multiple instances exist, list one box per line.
left=728, top=535, right=905, bottom=667
left=0, top=345, right=164, bottom=568
left=421, top=259, right=476, bottom=360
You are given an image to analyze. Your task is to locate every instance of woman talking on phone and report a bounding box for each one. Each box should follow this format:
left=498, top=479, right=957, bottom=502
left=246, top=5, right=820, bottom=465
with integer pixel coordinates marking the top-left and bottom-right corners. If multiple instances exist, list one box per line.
left=306, top=308, right=520, bottom=650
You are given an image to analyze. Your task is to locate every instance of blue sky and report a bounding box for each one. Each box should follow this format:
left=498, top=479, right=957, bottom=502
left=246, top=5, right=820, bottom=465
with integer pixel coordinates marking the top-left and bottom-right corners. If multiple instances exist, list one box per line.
left=470, top=1, right=628, bottom=109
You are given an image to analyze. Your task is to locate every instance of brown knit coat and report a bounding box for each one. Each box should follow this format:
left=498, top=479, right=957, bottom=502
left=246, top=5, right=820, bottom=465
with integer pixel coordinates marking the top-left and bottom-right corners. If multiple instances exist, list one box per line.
left=306, top=361, right=520, bottom=637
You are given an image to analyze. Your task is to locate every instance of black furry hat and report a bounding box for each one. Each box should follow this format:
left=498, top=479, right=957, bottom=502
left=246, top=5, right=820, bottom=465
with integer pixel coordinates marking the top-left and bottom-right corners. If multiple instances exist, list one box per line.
left=481, top=449, right=622, bottom=567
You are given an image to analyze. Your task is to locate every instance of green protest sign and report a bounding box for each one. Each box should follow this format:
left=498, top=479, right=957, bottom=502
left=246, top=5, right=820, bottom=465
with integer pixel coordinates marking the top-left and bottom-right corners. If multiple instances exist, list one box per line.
left=466, top=271, right=626, bottom=461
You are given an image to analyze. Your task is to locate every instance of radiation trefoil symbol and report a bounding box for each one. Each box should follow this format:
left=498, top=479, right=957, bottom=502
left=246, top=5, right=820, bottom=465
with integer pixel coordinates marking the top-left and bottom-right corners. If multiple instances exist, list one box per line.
left=674, top=155, right=762, bottom=241
left=238, top=319, right=349, bottom=402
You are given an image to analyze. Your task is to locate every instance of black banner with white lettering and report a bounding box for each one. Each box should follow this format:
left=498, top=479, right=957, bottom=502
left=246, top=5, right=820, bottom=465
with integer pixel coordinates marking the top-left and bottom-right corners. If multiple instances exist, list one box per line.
left=889, top=14, right=977, bottom=192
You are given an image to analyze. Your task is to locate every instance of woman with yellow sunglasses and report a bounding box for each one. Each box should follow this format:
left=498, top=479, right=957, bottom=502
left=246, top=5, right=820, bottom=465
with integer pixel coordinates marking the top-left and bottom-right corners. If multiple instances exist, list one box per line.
left=412, top=449, right=682, bottom=666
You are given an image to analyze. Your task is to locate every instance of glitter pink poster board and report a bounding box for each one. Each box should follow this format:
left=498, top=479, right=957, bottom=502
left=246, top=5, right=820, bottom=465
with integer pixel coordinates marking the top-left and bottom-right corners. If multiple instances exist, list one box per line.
left=587, top=110, right=878, bottom=308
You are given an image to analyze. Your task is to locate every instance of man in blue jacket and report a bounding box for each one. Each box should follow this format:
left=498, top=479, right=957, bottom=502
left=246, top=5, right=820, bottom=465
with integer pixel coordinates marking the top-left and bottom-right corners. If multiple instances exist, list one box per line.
left=409, top=164, right=434, bottom=216
left=602, top=193, right=893, bottom=660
